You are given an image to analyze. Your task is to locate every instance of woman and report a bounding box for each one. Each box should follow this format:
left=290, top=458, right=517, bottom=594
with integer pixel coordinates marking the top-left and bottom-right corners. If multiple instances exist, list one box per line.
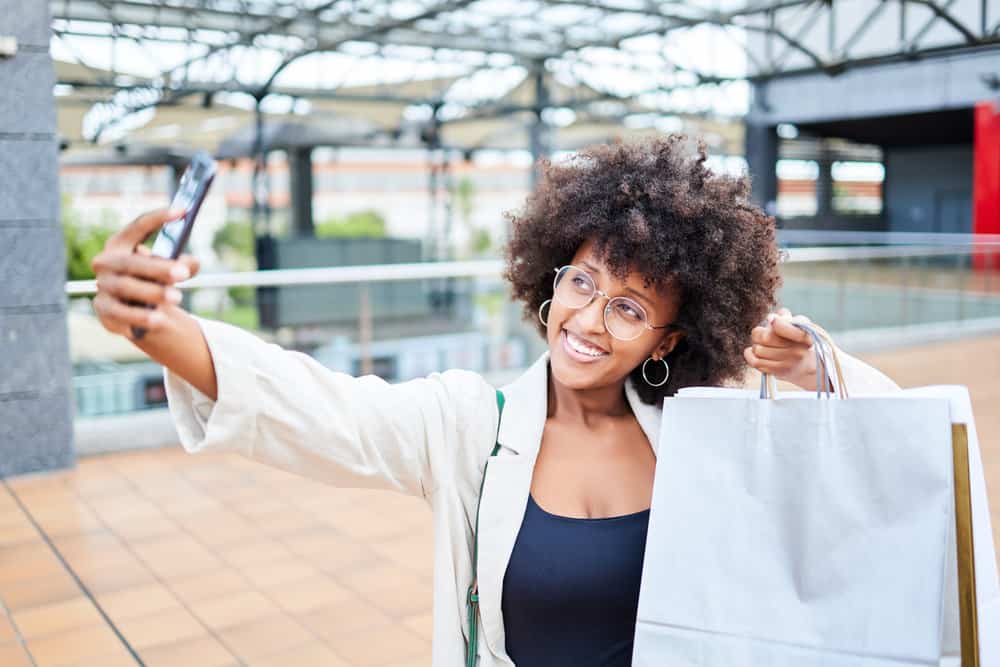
left=91, top=137, right=898, bottom=666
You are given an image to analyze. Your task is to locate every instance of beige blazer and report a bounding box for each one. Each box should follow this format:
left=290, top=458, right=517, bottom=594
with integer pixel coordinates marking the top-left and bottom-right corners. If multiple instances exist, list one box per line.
left=165, top=317, right=900, bottom=666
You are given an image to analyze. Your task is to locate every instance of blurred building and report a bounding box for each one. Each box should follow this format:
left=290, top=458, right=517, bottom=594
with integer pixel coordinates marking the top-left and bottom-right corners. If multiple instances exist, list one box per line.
left=744, top=0, right=998, bottom=239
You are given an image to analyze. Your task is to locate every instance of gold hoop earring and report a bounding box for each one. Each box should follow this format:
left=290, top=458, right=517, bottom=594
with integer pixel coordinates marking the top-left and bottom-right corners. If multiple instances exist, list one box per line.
left=642, top=357, right=670, bottom=387
left=538, top=299, right=552, bottom=327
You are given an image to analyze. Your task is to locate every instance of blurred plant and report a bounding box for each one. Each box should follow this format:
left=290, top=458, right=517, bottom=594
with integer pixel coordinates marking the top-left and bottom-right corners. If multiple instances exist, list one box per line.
left=314, top=210, right=387, bottom=238
left=450, top=176, right=492, bottom=257
left=212, top=219, right=257, bottom=307
left=62, top=196, right=116, bottom=280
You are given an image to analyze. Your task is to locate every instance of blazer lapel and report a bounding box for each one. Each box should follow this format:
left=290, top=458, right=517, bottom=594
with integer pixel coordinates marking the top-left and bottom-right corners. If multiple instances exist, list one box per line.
left=476, top=352, right=548, bottom=663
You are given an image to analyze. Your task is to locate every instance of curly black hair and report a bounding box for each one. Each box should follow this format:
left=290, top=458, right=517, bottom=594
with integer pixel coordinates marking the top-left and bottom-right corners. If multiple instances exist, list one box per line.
left=503, top=135, right=781, bottom=405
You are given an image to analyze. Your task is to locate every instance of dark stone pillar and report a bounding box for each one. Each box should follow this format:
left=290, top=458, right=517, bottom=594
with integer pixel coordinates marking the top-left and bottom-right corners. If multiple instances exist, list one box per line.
left=816, top=141, right=834, bottom=220
left=289, top=147, right=315, bottom=237
left=0, top=1, right=76, bottom=476
left=529, top=67, right=551, bottom=189
left=745, top=121, right=779, bottom=216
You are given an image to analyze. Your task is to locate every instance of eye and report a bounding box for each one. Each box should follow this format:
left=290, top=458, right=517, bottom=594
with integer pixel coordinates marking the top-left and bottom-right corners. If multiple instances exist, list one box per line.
left=570, top=275, right=591, bottom=292
left=615, top=300, right=643, bottom=322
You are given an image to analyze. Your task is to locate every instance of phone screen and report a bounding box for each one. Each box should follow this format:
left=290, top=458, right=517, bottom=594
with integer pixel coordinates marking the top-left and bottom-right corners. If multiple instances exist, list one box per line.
left=151, top=155, right=215, bottom=259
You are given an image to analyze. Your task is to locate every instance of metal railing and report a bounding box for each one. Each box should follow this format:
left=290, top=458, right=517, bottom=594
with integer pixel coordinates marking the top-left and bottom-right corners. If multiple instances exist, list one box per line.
left=64, top=239, right=1000, bottom=419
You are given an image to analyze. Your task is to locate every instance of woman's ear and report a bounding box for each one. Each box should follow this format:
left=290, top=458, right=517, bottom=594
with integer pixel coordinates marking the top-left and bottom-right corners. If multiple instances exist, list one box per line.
left=656, top=328, right=686, bottom=359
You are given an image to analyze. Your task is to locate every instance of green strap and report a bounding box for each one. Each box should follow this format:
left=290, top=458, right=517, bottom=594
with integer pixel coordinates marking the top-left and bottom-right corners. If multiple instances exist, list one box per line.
left=467, top=389, right=504, bottom=667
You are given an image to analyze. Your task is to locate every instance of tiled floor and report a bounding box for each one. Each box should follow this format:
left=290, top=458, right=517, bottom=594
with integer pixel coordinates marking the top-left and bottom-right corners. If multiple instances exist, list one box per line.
left=1, top=334, right=999, bottom=666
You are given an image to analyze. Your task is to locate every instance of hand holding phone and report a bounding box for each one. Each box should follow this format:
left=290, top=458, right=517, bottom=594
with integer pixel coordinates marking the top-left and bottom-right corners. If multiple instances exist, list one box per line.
left=131, top=152, right=216, bottom=339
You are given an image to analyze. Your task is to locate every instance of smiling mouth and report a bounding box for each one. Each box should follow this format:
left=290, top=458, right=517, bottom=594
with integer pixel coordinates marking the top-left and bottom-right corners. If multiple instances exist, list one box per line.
left=562, top=329, right=609, bottom=359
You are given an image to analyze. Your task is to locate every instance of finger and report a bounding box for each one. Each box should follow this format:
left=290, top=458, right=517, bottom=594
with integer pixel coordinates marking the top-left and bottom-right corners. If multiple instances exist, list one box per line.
left=751, top=343, right=803, bottom=362
left=93, top=293, right=167, bottom=330
left=751, top=325, right=797, bottom=348
left=93, top=253, right=191, bottom=285
left=176, top=254, right=201, bottom=280
left=92, top=294, right=131, bottom=336
left=96, top=274, right=183, bottom=306
left=106, top=208, right=185, bottom=251
left=744, top=347, right=786, bottom=375
left=135, top=245, right=152, bottom=256
left=769, top=316, right=813, bottom=345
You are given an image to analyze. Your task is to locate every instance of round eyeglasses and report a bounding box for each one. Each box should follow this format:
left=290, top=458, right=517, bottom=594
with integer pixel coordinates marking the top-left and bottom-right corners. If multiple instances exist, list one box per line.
left=551, top=265, right=675, bottom=341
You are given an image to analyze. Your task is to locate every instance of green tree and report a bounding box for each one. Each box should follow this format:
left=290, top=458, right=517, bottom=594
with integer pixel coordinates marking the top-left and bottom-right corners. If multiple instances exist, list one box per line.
left=212, top=220, right=257, bottom=308
left=314, top=210, right=387, bottom=238
left=62, top=196, right=116, bottom=280
left=449, top=176, right=493, bottom=257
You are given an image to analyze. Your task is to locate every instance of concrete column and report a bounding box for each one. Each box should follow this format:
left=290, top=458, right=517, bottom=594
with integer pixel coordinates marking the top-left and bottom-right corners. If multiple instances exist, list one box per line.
left=745, top=121, right=779, bottom=215
left=289, top=147, right=315, bottom=237
left=529, top=67, right=551, bottom=189
left=0, top=1, right=76, bottom=476
left=816, top=141, right=834, bottom=220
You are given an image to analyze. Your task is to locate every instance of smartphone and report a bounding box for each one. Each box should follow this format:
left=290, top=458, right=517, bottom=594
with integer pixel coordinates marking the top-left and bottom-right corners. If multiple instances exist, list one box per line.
left=132, top=152, right=216, bottom=339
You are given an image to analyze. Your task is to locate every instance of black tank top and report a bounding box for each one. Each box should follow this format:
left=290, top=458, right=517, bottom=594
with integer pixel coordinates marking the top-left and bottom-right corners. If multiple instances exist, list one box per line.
left=500, top=493, right=651, bottom=666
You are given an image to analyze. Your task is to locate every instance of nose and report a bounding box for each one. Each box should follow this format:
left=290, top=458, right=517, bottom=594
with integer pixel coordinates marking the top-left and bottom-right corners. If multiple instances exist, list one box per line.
left=573, top=294, right=608, bottom=336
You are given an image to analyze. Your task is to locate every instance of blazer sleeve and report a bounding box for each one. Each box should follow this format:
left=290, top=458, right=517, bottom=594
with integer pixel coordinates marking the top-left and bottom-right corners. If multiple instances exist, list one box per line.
left=163, top=316, right=494, bottom=498
left=831, top=346, right=900, bottom=394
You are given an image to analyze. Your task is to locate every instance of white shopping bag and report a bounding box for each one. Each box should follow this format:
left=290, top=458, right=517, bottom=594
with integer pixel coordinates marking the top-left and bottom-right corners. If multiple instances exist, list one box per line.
left=634, top=334, right=998, bottom=666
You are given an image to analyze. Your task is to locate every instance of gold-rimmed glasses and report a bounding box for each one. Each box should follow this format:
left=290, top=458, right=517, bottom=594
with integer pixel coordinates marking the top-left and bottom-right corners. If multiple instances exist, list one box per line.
left=550, top=265, right=675, bottom=341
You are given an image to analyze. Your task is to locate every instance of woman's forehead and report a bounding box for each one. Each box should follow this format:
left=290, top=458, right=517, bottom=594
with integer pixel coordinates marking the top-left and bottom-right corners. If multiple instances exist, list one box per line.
left=571, top=242, right=665, bottom=297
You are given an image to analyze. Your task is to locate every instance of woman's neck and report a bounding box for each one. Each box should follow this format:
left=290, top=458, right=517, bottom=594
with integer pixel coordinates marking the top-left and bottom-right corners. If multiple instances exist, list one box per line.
left=546, top=364, right=632, bottom=426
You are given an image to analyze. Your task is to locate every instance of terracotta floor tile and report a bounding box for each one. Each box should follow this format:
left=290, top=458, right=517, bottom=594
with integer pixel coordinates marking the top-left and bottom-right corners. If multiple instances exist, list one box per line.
left=74, top=557, right=157, bottom=594
left=238, top=557, right=318, bottom=589
left=0, top=613, right=18, bottom=644
left=215, top=613, right=314, bottom=663
left=73, top=647, right=141, bottom=666
left=97, top=583, right=181, bottom=622
left=338, top=563, right=433, bottom=618
left=0, top=641, right=33, bottom=667
left=260, top=573, right=354, bottom=615
left=369, top=533, right=435, bottom=580
left=130, top=535, right=223, bottom=580
left=0, top=518, right=39, bottom=548
left=179, top=511, right=258, bottom=547
left=156, top=493, right=224, bottom=518
left=51, top=531, right=128, bottom=564
left=166, top=569, right=249, bottom=606
left=217, top=539, right=294, bottom=569
left=87, top=494, right=164, bottom=525
left=325, top=622, right=430, bottom=666
left=401, top=612, right=434, bottom=641
left=280, top=530, right=353, bottom=558
left=113, top=607, right=206, bottom=649
left=25, top=623, right=126, bottom=667
left=12, top=597, right=105, bottom=639
left=293, top=538, right=380, bottom=575
left=228, top=495, right=294, bottom=521
left=245, top=640, right=351, bottom=667
left=0, top=569, right=81, bottom=611
left=296, top=595, right=393, bottom=642
left=110, top=514, right=181, bottom=543
left=139, top=634, right=238, bottom=667
left=31, top=506, right=105, bottom=539
left=254, top=512, right=325, bottom=539
left=188, top=590, right=278, bottom=630
left=0, top=543, right=65, bottom=585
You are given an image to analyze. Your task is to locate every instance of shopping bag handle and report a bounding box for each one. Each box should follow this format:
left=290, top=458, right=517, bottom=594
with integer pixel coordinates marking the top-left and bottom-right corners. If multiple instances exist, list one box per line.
left=759, top=321, right=848, bottom=400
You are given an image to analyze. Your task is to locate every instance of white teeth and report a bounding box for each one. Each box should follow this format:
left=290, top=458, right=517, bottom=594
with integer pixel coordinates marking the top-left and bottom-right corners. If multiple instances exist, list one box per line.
left=566, top=331, right=607, bottom=357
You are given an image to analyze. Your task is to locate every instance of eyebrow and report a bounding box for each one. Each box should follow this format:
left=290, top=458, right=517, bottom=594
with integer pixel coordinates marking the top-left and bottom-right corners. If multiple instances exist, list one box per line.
left=580, top=260, right=655, bottom=308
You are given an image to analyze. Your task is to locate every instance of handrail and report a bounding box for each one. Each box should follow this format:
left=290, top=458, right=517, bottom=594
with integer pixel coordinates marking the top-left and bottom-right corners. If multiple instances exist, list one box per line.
left=64, top=244, right=996, bottom=297
left=778, top=230, right=1000, bottom=246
